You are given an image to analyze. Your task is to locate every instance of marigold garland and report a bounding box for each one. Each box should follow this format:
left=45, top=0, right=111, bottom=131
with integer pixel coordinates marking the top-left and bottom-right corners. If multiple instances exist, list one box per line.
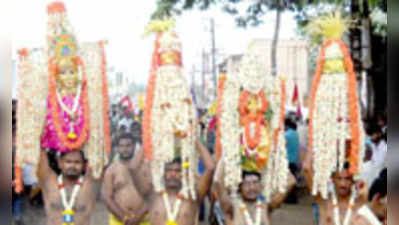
left=308, top=40, right=361, bottom=175
left=99, top=41, right=111, bottom=154
left=143, top=33, right=161, bottom=161
left=48, top=56, right=90, bottom=150
left=338, top=41, right=360, bottom=175
left=215, top=74, right=226, bottom=160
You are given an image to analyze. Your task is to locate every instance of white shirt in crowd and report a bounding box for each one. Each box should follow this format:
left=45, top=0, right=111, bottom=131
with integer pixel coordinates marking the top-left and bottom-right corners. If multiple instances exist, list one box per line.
left=119, top=117, right=134, bottom=132
left=371, top=140, right=387, bottom=170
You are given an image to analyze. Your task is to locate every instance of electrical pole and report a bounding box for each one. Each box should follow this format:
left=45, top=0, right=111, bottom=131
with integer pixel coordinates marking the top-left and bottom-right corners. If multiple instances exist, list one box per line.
left=210, top=18, right=217, bottom=95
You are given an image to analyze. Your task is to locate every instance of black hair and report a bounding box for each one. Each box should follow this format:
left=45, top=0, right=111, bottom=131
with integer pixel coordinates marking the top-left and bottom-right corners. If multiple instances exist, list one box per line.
left=117, top=133, right=136, bottom=145
left=332, top=162, right=351, bottom=177
left=285, top=118, right=297, bottom=130
left=369, top=169, right=387, bottom=201
left=166, top=157, right=182, bottom=166
left=242, top=170, right=261, bottom=181
left=59, top=150, right=86, bottom=163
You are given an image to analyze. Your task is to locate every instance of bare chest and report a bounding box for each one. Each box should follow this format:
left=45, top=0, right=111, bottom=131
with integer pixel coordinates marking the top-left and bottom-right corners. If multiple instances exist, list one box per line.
left=150, top=195, right=198, bottom=225
left=320, top=201, right=366, bottom=225
left=232, top=205, right=269, bottom=225
left=42, top=180, right=95, bottom=216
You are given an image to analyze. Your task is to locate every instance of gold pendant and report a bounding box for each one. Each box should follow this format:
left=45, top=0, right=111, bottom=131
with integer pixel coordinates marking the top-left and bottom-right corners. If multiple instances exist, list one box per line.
left=167, top=220, right=178, bottom=225
left=67, top=131, right=77, bottom=140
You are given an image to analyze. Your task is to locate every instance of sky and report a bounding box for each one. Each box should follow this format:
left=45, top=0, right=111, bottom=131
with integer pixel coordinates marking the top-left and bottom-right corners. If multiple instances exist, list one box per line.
left=12, top=0, right=299, bottom=97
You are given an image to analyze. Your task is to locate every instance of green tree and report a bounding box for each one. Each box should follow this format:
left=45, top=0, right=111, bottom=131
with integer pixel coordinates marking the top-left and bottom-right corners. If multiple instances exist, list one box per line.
left=151, top=0, right=309, bottom=76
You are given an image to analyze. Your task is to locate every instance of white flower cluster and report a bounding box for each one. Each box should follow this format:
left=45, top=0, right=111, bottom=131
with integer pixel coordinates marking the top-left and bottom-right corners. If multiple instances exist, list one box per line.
left=220, top=76, right=241, bottom=193
left=219, top=48, right=289, bottom=200
left=81, top=43, right=110, bottom=179
left=150, top=36, right=198, bottom=199
left=16, top=49, right=48, bottom=169
left=263, top=77, right=289, bottom=202
left=370, top=8, right=387, bottom=37
left=311, top=44, right=365, bottom=199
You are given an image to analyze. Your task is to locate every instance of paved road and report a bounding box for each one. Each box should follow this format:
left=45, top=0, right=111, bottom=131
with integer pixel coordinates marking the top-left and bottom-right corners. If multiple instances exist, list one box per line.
left=18, top=196, right=315, bottom=225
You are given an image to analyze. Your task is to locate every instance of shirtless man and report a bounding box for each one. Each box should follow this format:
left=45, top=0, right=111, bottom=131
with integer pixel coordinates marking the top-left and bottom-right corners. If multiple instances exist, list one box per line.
left=304, top=151, right=381, bottom=225
left=148, top=140, right=215, bottom=225
left=37, top=149, right=99, bottom=225
left=103, top=133, right=151, bottom=225
left=214, top=170, right=296, bottom=225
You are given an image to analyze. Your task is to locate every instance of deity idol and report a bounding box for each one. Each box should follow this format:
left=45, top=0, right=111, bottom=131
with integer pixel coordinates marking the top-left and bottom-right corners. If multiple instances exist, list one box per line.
left=215, top=42, right=290, bottom=201
left=41, top=34, right=89, bottom=152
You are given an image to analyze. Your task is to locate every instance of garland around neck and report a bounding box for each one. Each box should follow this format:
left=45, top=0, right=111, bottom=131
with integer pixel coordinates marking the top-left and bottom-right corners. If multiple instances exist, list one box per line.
left=57, top=175, right=84, bottom=211
left=331, top=185, right=357, bottom=225
left=239, top=198, right=263, bottom=225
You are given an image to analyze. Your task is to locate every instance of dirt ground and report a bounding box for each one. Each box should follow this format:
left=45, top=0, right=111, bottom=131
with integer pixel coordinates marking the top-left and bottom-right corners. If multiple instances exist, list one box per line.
left=17, top=195, right=315, bottom=225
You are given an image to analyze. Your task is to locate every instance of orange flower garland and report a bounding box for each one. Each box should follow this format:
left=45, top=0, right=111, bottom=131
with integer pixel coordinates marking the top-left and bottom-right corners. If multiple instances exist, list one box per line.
left=308, top=40, right=361, bottom=175
left=338, top=41, right=360, bottom=175
left=99, top=41, right=111, bottom=154
left=215, top=73, right=226, bottom=161
left=143, top=33, right=161, bottom=161
left=48, top=56, right=90, bottom=150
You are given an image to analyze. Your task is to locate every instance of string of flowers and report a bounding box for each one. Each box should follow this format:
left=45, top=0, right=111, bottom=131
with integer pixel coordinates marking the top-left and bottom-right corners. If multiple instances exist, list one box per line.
left=338, top=40, right=361, bottom=175
left=143, top=34, right=161, bottom=161
left=48, top=57, right=90, bottom=150
left=215, top=73, right=226, bottom=160
left=273, top=78, right=286, bottom=150
left=99, top=40, right=111, bottom=154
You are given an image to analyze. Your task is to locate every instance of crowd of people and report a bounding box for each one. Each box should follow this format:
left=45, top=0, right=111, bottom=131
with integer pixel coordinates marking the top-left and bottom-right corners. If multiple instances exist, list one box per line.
left=12, top=98, right=388, bottom=225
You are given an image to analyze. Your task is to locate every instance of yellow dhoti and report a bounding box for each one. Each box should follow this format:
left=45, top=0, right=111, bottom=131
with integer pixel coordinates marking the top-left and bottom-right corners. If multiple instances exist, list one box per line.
left=109, top=214, right=151, bottom=225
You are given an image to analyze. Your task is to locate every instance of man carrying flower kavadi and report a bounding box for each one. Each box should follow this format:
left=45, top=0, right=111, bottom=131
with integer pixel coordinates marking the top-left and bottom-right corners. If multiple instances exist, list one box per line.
left=38, top=150, right=100, bottom=225
left=213, top=164, right=296, bottom=225
left=15, top=2, right=111, bottom=225
left=304, top=10, right=382, bottom=225
left=146, top=140, right=216, bottom=225
left=103, top=133, right=152, bottom=225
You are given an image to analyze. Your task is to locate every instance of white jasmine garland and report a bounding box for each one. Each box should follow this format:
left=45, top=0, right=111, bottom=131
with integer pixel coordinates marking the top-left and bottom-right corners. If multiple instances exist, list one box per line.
left=331, top=185, right=357, bottom=225
left=239, top=199, right=263, bottom=225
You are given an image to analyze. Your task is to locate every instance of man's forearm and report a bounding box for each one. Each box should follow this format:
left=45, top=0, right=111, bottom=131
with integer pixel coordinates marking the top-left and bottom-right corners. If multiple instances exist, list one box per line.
left=195, top=140, right=215, bottom=171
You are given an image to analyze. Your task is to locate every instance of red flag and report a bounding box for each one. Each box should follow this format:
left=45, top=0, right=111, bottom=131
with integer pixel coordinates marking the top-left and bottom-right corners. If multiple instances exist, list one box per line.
left=292, top=82, right=299, bottom=105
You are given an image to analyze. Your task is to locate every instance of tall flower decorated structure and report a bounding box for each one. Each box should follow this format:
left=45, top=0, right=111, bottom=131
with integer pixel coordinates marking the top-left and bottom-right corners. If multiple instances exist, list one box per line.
left=14, top=1, right=111, bottom=193
left=143, top=19, right=198, bottom=200
left=307, top=11, right=366, bottom=199
left=215, top=42, right=289, bottom=202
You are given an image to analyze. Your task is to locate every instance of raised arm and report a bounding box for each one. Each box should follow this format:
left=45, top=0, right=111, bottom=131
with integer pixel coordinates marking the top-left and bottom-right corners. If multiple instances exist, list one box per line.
left=269, top=171, right=297, bottom=212
left=212, top=161, right=233, bottom=217
left=37, top=150, right=56, bottom=186
left=196, top=139, right=216, bottom=202
left=303, top=148, right=323, bottom=204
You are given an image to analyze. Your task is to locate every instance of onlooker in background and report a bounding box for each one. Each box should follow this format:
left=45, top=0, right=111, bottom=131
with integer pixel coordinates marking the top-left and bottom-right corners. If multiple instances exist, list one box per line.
left=131, top=121, right=142, bottom=145
left=369, top=169, right=387, bottom=225
left=376, top=113, right=387, bottom=139
left=360, top=145, right=380, bottom=188
left=284, top=118, right=300, bottom=204
left=119, top=111, right=134, bottom=133
left=12, top=121, right=25, bottom=225
left=370, top=127, right=387, bottom=172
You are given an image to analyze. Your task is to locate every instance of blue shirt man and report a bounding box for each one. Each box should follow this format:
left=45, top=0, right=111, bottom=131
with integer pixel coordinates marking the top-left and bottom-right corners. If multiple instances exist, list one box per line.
left=285, top=121, right=300, bottom=165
